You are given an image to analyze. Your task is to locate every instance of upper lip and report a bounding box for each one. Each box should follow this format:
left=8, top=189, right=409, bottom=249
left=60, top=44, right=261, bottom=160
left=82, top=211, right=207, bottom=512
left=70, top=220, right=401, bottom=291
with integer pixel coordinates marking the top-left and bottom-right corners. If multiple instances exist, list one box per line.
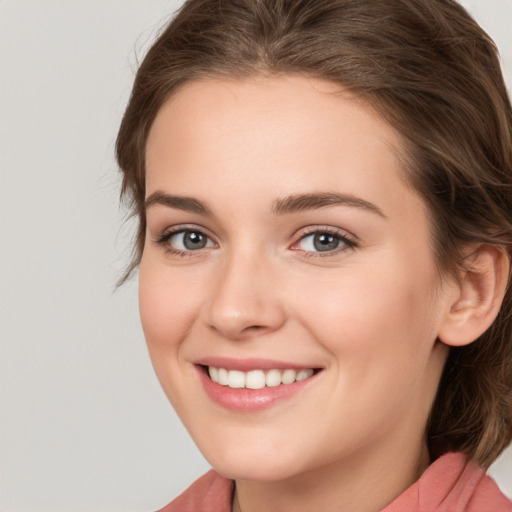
left=194, top=356, right=322, bottom=372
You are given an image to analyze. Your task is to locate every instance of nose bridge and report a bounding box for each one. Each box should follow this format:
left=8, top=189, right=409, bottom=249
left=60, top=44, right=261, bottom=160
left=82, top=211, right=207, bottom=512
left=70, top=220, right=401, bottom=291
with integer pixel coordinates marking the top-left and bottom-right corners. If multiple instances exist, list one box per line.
left=205, top=243, right=285, bottom=339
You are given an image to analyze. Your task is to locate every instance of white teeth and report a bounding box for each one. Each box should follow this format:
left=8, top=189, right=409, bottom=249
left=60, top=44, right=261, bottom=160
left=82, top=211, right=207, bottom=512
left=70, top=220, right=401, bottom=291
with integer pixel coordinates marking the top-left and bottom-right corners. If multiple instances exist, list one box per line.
left=296, top=369, right=314, bottom=381
left=246, top=370, right=266, bottom=389
left=218, top=368, right=229, bottom=385
left=208, top=367, right=219, bottom=382
left=265, top=369, right=282, bottom=387
left=228, top=370, right=246, bottom=388
left=207, top=366, right=316, bottom=389
left=281, top=369, right=296, bottom=385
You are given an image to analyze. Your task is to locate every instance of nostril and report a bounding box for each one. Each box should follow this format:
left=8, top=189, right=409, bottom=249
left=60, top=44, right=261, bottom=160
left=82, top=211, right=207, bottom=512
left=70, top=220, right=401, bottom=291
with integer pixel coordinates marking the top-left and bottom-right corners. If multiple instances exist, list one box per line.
left=243, top=325, right=265, bottom=332
left=208, top=322, right=270, bottom=339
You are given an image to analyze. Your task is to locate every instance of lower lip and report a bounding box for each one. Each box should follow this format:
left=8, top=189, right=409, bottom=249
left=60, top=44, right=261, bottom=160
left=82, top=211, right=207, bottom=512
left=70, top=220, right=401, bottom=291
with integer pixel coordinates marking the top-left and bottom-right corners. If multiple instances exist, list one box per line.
left=197, top=366, right=320, bottom=412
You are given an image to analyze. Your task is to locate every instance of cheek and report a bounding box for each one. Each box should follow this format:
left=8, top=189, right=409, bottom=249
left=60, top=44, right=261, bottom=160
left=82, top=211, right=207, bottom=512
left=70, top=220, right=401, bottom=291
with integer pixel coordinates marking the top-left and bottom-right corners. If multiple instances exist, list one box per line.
left=138, top=255, right=211, bottom=413
left=290, top=256, right=440, bottom=369
left=138, top=255, right=203, bottom=354
left=288, top=262, right=443, bottom=441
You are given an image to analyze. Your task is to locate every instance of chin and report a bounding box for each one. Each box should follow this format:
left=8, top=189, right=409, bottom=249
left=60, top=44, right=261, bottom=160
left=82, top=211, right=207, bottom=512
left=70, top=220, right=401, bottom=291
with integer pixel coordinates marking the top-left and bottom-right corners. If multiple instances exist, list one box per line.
left=194, top=434, right=308, bottom=482
left=210, top=455, right=302, bottom=482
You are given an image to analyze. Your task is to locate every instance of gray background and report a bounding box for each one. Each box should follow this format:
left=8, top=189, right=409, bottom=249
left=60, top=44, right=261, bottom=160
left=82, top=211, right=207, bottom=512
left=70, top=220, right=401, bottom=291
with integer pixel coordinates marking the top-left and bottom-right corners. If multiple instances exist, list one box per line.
left=0, top=1, right=511, bottom=510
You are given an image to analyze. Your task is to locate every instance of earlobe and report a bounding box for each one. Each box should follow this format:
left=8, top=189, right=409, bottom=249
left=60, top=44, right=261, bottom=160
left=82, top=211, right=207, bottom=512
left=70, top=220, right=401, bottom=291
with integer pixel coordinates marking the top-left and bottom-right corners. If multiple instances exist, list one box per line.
left=438, top=245, right=510, bottom=347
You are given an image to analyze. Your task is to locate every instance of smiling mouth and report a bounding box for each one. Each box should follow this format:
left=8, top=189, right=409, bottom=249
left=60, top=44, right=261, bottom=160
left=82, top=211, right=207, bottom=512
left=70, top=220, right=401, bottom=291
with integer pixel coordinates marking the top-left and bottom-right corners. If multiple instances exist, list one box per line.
left=206, top=366, right=320, bottom=389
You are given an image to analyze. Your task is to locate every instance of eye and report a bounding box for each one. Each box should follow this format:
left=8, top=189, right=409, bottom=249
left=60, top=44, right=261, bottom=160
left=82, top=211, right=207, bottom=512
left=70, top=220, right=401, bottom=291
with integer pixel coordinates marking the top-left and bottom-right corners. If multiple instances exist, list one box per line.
left=293, top=229, right=356, bottom=254
left=156, top=228, right=215, bottom=254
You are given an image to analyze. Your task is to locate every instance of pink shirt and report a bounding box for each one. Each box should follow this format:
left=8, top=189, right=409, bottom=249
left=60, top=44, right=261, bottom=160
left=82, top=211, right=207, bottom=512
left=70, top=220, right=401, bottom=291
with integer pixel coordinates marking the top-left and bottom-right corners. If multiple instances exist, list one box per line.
left=157, top=453, right=512, bottom=512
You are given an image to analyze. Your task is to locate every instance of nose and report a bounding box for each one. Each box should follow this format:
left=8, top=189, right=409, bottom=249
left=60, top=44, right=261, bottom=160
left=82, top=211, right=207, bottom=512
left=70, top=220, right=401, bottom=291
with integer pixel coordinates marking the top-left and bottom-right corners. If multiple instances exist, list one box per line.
left=204, top=251, right=286, bottom=340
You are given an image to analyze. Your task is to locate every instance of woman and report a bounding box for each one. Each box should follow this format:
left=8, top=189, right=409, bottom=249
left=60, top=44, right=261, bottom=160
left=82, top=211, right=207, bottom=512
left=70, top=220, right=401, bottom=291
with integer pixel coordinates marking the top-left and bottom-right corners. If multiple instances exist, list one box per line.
left=116, top=0, right=512, bottom=510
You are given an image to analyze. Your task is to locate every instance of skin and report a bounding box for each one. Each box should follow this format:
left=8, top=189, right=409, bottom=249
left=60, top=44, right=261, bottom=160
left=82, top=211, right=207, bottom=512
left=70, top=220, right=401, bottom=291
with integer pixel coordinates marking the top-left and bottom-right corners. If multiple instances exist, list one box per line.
left=140, top=75, right=464, bottom=512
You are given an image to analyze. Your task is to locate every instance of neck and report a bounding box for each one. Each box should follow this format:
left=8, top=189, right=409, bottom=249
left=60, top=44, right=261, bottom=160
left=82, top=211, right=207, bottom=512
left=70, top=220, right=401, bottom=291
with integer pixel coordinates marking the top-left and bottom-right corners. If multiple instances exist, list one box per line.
left=233, top=440, right=430, bottom=512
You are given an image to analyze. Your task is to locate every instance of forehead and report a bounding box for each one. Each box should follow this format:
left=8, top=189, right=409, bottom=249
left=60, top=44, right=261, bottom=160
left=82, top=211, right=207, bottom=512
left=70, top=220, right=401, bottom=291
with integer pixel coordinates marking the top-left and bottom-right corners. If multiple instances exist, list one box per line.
left=148, top=75, right=400, bottom=149
left=145, top=75, right=424, bottom=224
left=147, top=75, right=407, bottom=187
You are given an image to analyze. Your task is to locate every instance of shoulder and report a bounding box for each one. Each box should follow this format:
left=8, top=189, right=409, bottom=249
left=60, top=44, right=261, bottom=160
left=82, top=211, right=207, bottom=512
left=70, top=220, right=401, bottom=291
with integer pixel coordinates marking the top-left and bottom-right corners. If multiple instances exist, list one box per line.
left=384, top=452, right=512, bottom=512
left=156, top=470, right=234, bottom=512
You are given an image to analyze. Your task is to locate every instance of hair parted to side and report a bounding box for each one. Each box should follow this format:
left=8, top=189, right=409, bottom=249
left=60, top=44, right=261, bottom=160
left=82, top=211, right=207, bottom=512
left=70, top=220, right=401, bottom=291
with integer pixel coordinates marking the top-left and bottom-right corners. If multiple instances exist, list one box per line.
left=116, top=0, right=512, bottom=466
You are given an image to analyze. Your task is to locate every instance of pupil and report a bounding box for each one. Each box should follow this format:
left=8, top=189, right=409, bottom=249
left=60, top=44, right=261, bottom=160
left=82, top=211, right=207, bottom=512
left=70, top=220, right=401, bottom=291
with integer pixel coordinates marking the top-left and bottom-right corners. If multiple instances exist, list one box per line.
left=184, top=231, right=206, bottom=250
left=313, top=233, right=338, bottom=252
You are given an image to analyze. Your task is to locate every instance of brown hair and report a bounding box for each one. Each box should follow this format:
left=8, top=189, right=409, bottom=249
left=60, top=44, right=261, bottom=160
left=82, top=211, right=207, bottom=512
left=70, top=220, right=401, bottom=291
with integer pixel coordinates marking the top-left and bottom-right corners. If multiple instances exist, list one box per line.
left=116, top=0, right=512, bottom=467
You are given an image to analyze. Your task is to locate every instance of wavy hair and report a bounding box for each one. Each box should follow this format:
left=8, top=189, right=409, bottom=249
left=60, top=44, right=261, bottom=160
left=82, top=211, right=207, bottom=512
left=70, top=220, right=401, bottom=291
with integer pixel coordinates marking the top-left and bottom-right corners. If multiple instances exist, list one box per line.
left=116, top=0, right=512, bottom=466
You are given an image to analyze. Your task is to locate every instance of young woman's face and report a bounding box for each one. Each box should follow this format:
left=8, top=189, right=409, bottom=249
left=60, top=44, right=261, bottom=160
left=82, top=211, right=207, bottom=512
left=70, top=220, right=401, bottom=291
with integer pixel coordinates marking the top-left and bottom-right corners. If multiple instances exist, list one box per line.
left=140, top=75, right=455, bottom=481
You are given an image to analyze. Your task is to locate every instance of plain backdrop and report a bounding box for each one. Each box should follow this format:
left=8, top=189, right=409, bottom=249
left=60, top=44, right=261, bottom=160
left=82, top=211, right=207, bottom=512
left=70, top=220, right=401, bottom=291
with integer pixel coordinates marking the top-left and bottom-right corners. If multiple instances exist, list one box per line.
left=1, top=1, right=511, bottom=511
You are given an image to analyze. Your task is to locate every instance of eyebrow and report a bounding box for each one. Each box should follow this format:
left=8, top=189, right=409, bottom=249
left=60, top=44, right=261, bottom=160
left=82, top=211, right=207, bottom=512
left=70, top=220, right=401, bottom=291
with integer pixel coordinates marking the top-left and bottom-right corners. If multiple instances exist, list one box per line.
left=271, top=192, right=386, bottom=218
left=144, top=190, right=385, bottom=218
left=145, top=191, right=213, bottom=216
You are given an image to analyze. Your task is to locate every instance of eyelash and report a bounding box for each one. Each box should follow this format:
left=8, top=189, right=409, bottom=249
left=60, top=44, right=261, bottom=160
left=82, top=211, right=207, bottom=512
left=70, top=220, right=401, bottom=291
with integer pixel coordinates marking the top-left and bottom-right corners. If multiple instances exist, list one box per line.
left=153, top=225, right=358, bottom=258
left=292, top=227, right=357, bottom=258
left=154, top=225, right=216, bottom=257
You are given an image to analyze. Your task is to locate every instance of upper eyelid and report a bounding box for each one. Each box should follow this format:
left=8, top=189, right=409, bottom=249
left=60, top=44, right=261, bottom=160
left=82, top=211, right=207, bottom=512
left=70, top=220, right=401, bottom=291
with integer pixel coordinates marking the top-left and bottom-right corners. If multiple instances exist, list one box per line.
left=293, top=225, right=357, bottom=242
left=153, top=224, right=358, bottom=250
left=151, top=226, right=217, bottom=255
left=157, top=224, right=355, bottom=236
left=153, top=226, right=217, bottom=257
left=157, top=224, right=216, bottom=240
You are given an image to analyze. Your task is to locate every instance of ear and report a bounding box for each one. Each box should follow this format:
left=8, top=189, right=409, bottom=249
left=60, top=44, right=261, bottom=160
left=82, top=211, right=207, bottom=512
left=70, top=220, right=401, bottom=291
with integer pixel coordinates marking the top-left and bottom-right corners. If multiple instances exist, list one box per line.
left=438, top=244, right=510, bottom=347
